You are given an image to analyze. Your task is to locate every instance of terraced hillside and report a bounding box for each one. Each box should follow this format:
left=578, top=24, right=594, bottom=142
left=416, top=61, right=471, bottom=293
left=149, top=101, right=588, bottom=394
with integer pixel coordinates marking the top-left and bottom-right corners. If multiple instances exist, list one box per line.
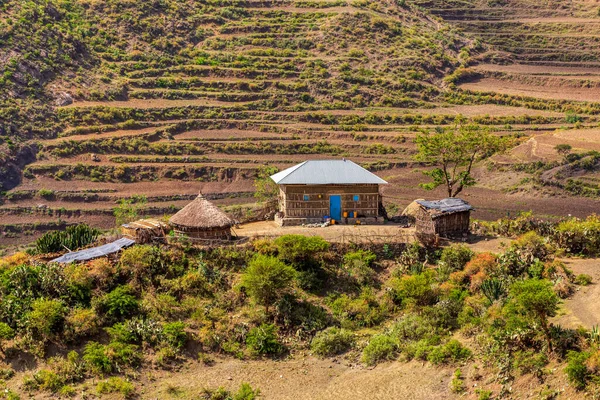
left=4, top=0, right=600, bottom=246
left=0, top=0, right=479, bottom=242
left=415, top=0, right=600, bottom=101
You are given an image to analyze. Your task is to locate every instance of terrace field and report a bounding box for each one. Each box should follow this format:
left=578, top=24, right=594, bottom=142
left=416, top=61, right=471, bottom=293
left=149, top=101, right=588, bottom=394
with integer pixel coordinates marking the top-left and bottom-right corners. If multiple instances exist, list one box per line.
left=2, top=0, right=600, bottom=245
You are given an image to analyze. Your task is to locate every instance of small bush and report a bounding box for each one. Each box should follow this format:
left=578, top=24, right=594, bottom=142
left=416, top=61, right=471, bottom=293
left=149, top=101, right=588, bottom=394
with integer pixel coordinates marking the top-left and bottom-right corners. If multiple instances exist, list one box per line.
left=273, top=235, right=329, bottom=270
left=162, top=321, right=187, bottom=350
left=387, top=271, right=438, bottom=307
left=33, top=369, right=64, bottom=393
left=361, top=334, right=398, bottom=366
left=343, top=249, right=377, bottom=285
left=97, top=377, right=136, bottom=398
left=450, top=368, right=465, bottom=393
left=246, top=324, right=281, bottom=355
left=565, top=351, right=589, bottom=391
left=64, top=308, right=99, bottom=341
left=233, top=382, right=261, bottom=400
left=575, top=274, right=592, bottom=286
left=311, top=327, right=354, bottom=357
left=27, top=298, right=65, bottom=339
left=427, top=340, right=472, bottom=365
left=96, top=286, right=139, bottom=321
left=83, top=341, right=140, bottom=374
left=0, top=322, right=15, bottom=350
left=439, top=245, right=474, bottom=271
left=329, top=288, right=387, bottom=329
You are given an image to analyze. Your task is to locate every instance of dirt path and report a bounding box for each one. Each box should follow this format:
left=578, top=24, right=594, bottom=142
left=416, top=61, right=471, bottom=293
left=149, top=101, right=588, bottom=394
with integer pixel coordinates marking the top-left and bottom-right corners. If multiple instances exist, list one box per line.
left=142, top=358, right=457, bottom=400
left=554, top=258, right=600, bottom=329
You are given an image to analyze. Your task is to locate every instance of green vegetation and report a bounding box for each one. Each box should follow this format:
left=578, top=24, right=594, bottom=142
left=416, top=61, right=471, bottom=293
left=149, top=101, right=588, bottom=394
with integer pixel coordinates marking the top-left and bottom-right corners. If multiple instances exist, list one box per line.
left=415, top=125, right=506, bottom=197
left=34, top=224, right=100, bottom=254
left=2, top=220, right=600, bottom=397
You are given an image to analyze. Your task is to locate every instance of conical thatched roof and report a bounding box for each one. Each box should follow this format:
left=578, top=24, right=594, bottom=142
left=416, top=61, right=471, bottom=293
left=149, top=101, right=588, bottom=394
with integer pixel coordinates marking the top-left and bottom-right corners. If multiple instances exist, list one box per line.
left=169, top=195, right=234, bottom=229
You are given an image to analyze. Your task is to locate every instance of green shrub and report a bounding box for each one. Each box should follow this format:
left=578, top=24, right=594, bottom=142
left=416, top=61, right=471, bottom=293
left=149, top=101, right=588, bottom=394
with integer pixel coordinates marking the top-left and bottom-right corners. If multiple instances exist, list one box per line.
left=450, top=368, right=465, bottom=393
left=162, top=321, right=187, bottom=350
left=97, top=377, right=136, bottom=398
left=27, top=298, right=65, bottom=339
left=426, top=340, right=471, bottom=365
left=575, top=274, right=592, bottom=286
left=96, top=286, right=139, bottom=320
left=361, top=334, right=398, bottom=366
left=83, top=342, right=112, bottom=374
left=119, top=245, right=160, bottom=284
left=275, top=295, right=329, bottom=339
left=0, top=322, right=15, bottom=350
left=83, top=341, right=140, bottom=374
left=64, top=308, right=99, bottom=341
left=439, top=245, right=474, bottom=271
left=565, top=351, right=589, bottom=390
left=273, top=235, right=329, bottom=270
left=476, top=389, right=493, bottom=400
left=233, top=382, right=261, bottom=400
left=555, top=215, right=600, bottom=256
left=387, top=271, right=437, bottom=307
left=311, top=327, right=354, bottom=357
left=246, top=324, right=281, bottom=355
left=241, top=255, right=296, bottom=313
left=343, top=250, right=377, bottom=285
left=329, top=288, right=387, bottom=329
left=32, top=369, right=64, bottom=393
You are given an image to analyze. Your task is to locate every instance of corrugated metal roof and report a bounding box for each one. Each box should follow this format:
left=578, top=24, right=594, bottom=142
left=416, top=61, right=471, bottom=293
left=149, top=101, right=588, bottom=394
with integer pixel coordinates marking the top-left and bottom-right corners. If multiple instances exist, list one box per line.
left=51, top=238, right=136, bottom=263
left=270, top=159, right=388, bottom=185
left=416, top=198, right=474, bottom=217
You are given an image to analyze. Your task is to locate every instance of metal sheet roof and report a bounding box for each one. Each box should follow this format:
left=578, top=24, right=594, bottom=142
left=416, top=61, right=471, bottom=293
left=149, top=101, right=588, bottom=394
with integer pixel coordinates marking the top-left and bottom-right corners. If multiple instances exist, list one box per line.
left=416, top=198, right=474, bottom=217
left=51, top=238, right=136, bottom=263
left=270, top=160, right=388, bottom=185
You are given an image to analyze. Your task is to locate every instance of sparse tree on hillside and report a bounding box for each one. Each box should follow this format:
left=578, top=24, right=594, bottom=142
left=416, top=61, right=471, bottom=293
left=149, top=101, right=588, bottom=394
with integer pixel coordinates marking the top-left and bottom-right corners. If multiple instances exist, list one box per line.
left=415, top=125, right=504, bottom=198
left=555, top=144, right=572, bottom=156
left=241, top=254, right=296, bottom=314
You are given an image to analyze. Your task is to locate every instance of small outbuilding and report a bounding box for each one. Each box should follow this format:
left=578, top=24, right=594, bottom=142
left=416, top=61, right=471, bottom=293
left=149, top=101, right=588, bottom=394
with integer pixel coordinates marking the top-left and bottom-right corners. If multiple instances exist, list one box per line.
left=169, top=195, right=234, bottom=240
left=414, top=198, right=474, bottom=239
left=270, top=159, right=388, bottom=226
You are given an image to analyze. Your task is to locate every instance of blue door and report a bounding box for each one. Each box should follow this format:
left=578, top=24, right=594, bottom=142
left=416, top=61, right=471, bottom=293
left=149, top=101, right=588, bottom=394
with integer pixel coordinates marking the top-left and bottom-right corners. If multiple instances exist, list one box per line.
left=329, top=195, right=342, bottom=221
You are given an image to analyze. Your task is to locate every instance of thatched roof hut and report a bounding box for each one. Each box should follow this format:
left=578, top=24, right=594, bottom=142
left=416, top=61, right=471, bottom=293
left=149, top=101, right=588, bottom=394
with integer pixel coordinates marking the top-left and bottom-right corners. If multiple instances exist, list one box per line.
left=169, top=195, right=234, bottom=240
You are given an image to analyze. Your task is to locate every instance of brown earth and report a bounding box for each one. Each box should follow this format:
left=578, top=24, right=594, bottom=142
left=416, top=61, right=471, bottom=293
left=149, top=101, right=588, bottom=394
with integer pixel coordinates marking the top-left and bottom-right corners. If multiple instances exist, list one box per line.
left=460, top=78, right=600, bottom=102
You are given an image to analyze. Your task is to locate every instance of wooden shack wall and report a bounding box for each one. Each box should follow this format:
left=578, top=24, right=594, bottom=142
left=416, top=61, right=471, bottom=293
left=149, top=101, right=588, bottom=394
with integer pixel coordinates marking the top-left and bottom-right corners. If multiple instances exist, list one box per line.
left=279, top=184, right=381, bottom=219
left=415, top=208, right=436, bottom=235
left=415, top=209, right=471, bottom=236
left=433, top=211, right=470, bottom=235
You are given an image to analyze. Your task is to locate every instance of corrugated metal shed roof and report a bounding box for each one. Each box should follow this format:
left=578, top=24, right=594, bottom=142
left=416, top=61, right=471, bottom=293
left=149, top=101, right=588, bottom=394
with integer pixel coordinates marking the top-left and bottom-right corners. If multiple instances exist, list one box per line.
left=270, top=159, right=388, bottom=185
left=416, top=198, right=474, bottom=218
left=51, top=238, right=135, bottom=263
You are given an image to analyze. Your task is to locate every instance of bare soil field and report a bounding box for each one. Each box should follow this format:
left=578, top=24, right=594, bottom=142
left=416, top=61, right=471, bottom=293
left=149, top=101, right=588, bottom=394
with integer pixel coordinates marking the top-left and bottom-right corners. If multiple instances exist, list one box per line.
left=142, top=358, right=457, bottom=400
left=460, top=78, right=600, bottom=102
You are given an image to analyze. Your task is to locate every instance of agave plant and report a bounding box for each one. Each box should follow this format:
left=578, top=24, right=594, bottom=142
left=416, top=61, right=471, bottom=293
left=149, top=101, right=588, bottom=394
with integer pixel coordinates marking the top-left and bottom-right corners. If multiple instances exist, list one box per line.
left=481, top=278, right=505, bottom=303
left=590, top=325, right=600, bottom=345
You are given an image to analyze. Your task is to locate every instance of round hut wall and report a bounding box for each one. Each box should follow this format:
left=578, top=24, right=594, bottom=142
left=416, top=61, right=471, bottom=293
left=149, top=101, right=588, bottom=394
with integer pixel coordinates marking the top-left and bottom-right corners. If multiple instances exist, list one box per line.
left=172, top=224, right=232, bottom=240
